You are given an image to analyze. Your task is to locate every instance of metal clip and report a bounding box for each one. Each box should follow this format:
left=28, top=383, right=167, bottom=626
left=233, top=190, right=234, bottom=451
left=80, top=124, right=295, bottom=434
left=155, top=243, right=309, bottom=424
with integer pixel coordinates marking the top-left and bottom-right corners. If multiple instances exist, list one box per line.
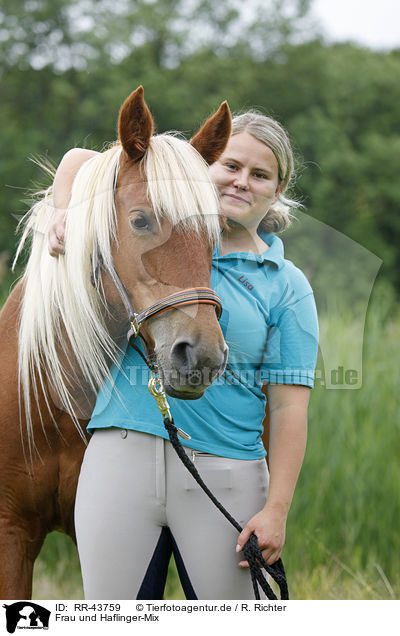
left=147, top=374, right=191, bottom=440
left=176, top=428, right=191, bottom=441
left=130, top=314, right=140, bottom=337
left=148, top=374, right=172, bottom=421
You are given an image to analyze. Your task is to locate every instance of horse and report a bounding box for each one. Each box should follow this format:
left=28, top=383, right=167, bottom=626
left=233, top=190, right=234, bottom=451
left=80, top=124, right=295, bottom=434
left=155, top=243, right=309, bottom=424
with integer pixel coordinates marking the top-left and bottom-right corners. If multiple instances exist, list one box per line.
left=0, top=86, right=232, bottom=599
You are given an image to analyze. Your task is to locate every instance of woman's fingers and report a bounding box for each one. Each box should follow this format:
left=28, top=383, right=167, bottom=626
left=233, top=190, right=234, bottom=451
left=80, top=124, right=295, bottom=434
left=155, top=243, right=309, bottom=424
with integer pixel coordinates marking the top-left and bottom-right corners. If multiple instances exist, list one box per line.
left=48, top=231, right=65, bottom=256
left=238, top=546, right=282, bottom=568
left=48, top=212, right=66, bottom=256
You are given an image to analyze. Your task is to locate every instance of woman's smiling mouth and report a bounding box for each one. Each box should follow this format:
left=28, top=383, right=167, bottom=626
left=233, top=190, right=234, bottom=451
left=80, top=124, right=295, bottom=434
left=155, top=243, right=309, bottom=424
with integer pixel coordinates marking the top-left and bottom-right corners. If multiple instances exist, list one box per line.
left=222, top=192, right=250, bottom=204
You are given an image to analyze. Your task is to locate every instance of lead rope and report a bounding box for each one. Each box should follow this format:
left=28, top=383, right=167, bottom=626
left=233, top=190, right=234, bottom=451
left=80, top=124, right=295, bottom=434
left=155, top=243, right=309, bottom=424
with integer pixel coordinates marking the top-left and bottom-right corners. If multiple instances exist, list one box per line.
left=163, top=417, right=289, bottom=601
left=129, top=334, right=289, bottom=600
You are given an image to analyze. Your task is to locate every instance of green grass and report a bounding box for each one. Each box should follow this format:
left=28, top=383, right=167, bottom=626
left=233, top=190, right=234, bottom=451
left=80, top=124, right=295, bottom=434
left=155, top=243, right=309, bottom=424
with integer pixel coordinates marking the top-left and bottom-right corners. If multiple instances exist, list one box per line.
left=25, top=284, right=400, bottom=600
left=282, top=285, right=400, bottom=599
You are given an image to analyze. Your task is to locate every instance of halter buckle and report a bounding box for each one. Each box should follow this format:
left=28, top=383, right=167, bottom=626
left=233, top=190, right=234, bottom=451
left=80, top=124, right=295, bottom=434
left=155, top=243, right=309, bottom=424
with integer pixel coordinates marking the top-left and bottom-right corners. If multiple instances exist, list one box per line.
left=130, top=314, right=141, bottom=337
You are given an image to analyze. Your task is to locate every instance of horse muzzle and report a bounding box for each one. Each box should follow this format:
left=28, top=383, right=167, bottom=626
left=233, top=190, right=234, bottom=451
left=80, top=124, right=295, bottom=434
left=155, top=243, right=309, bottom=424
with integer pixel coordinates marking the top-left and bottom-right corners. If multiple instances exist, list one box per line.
left=157, top=337, right=228, bottom=399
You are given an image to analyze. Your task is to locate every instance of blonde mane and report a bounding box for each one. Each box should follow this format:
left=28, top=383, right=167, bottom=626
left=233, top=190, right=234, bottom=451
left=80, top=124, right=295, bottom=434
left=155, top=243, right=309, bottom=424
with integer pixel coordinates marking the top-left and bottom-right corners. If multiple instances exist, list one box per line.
left=15, top=135, right=221, bottom=455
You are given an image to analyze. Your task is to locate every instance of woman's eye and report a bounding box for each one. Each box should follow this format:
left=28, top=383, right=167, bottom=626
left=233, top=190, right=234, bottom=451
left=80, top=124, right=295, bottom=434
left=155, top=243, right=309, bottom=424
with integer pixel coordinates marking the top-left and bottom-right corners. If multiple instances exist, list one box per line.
left=224, top=163, right=237, bottom=171
left=254, top=172, right=267, bottom=179
left=130, top=215, right=151, bottom=231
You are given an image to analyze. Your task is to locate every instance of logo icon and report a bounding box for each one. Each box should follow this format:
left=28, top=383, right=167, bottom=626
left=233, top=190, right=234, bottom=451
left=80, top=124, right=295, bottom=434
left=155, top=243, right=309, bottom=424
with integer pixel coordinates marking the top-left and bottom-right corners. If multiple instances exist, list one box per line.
left=2, top=602, right=50, bottom=633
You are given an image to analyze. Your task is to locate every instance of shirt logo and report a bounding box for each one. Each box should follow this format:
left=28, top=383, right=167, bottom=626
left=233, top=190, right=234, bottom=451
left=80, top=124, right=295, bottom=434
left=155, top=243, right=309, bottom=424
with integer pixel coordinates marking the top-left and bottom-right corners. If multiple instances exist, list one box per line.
left=238, top=275, right=254, bottom=291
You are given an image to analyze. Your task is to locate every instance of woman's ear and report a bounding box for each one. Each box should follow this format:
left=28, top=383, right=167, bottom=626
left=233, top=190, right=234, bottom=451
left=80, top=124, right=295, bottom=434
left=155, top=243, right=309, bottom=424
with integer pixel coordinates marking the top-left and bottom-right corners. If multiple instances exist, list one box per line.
left=274, top=183, right=283, bottom=201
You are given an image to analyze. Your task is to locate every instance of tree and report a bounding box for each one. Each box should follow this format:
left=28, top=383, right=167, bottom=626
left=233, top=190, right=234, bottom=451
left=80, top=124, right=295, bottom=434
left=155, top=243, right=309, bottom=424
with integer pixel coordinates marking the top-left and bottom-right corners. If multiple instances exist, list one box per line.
left=2, top=0, right=400, bottom=295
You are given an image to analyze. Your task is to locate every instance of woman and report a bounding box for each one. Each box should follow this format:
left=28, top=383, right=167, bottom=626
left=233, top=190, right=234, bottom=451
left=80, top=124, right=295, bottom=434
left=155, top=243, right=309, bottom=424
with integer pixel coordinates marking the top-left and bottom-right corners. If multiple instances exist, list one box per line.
left=49, top=111, right=318, bottom=599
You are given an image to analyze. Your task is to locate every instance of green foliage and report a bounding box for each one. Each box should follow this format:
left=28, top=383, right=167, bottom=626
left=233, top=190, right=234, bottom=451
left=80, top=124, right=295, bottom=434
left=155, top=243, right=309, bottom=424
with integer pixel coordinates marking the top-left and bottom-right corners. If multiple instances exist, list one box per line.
left=1, top=2, right=399, bottom=293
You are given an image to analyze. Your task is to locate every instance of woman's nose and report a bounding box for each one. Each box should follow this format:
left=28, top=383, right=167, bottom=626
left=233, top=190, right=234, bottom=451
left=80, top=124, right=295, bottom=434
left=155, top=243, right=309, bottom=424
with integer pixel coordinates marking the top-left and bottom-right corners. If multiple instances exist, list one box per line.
left=233, top=171, right=250, bottom=191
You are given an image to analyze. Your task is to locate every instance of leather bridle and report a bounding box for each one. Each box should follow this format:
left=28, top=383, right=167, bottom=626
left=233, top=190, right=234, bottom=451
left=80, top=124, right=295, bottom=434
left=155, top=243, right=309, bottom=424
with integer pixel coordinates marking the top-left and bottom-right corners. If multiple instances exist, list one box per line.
left=100, top=259, right=223, bottom=428
left=97, top=258, right=222, bottom=343
left=128, top=287, right=223, bottom=339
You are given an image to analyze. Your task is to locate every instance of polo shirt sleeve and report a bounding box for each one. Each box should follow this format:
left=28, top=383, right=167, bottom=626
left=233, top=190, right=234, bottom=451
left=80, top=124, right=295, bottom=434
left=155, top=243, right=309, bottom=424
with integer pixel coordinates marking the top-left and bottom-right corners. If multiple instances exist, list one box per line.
left=259, top=291, right=319, bottom=388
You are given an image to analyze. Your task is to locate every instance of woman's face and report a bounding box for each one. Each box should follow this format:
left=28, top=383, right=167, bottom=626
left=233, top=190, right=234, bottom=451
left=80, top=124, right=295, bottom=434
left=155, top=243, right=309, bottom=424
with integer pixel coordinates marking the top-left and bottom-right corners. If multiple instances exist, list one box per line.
left=209, top=132, right=281, bottom=231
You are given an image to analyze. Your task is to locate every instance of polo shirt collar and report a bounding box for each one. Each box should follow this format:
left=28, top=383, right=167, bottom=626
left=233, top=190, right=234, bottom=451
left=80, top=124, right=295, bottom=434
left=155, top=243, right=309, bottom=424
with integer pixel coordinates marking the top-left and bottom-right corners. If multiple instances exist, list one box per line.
left=215, top=232, right=285, bottom=270
left=257, top=232, right=285, bottom=269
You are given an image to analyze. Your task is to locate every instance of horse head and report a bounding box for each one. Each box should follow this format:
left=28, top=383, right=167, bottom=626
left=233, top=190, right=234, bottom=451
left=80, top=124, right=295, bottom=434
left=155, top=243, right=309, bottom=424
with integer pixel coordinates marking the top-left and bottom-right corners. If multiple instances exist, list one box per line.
left=108, top=86, right=230, bottom=398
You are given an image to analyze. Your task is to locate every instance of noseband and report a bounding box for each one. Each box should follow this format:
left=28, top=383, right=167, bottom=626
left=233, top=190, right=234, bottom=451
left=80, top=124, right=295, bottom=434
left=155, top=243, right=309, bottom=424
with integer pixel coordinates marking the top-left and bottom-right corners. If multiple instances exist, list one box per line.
left=128, top=287, right=223, bottom=339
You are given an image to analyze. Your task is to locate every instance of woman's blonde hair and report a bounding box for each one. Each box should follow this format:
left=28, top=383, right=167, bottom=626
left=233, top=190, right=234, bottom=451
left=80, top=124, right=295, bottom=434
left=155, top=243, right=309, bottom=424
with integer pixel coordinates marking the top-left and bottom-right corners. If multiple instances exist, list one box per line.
left=231, top=110, right=301, bottom=233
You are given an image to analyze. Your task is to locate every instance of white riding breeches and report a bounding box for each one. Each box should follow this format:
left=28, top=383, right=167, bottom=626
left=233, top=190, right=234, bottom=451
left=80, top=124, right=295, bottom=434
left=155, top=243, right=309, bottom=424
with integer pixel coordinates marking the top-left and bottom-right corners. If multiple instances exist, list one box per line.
left=74, top=427, right=269, bottom=600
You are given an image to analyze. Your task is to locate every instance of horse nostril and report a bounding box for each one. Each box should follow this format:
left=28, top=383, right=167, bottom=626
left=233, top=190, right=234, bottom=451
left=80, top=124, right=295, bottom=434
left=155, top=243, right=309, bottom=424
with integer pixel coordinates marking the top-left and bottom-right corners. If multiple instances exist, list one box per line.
left=171, top=340, right=196, bottom=372
left=171, top=338, right=227, bottom=383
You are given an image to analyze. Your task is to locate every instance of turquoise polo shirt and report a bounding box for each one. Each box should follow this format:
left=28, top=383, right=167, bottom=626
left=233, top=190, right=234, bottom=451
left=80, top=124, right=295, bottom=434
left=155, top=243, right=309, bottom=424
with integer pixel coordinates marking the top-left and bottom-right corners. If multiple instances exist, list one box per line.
left=88, top=233, right=319, bottom=459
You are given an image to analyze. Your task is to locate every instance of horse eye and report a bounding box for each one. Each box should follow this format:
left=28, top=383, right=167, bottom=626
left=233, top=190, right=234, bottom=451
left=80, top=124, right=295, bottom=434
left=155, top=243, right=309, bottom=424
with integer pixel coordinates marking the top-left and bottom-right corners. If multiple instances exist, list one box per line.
left=130, top=214, right=151, bottom=231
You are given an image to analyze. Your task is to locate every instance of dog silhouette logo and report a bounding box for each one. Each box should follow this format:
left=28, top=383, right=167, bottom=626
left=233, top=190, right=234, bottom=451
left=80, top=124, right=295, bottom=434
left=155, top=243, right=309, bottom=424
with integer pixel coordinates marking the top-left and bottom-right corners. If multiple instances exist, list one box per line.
left=2, top=602, right=50, bottom=633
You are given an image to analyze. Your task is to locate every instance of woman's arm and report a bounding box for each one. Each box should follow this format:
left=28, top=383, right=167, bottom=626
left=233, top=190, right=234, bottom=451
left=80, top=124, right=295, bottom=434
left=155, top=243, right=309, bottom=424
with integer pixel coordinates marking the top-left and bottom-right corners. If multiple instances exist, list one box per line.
left=236, top=383, right=310, bottom=566
left=46, top=148, right=100, bottom=414
left=48, top=148, right=98, bottom=255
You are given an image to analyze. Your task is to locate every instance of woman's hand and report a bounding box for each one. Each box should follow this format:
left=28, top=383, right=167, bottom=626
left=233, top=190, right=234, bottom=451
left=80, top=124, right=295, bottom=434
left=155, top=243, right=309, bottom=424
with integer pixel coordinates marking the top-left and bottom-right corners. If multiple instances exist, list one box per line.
left=48, top=208, right=66, bottom=256
left=236, top=504, right=287, bottom=567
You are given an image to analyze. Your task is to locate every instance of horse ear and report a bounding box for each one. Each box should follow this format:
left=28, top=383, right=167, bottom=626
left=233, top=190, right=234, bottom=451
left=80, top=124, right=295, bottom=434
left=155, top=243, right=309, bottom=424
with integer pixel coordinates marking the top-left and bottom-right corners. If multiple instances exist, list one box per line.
left=118, top=86, right=154, bottom=161
left=190, top=101, right=232, bottom=165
